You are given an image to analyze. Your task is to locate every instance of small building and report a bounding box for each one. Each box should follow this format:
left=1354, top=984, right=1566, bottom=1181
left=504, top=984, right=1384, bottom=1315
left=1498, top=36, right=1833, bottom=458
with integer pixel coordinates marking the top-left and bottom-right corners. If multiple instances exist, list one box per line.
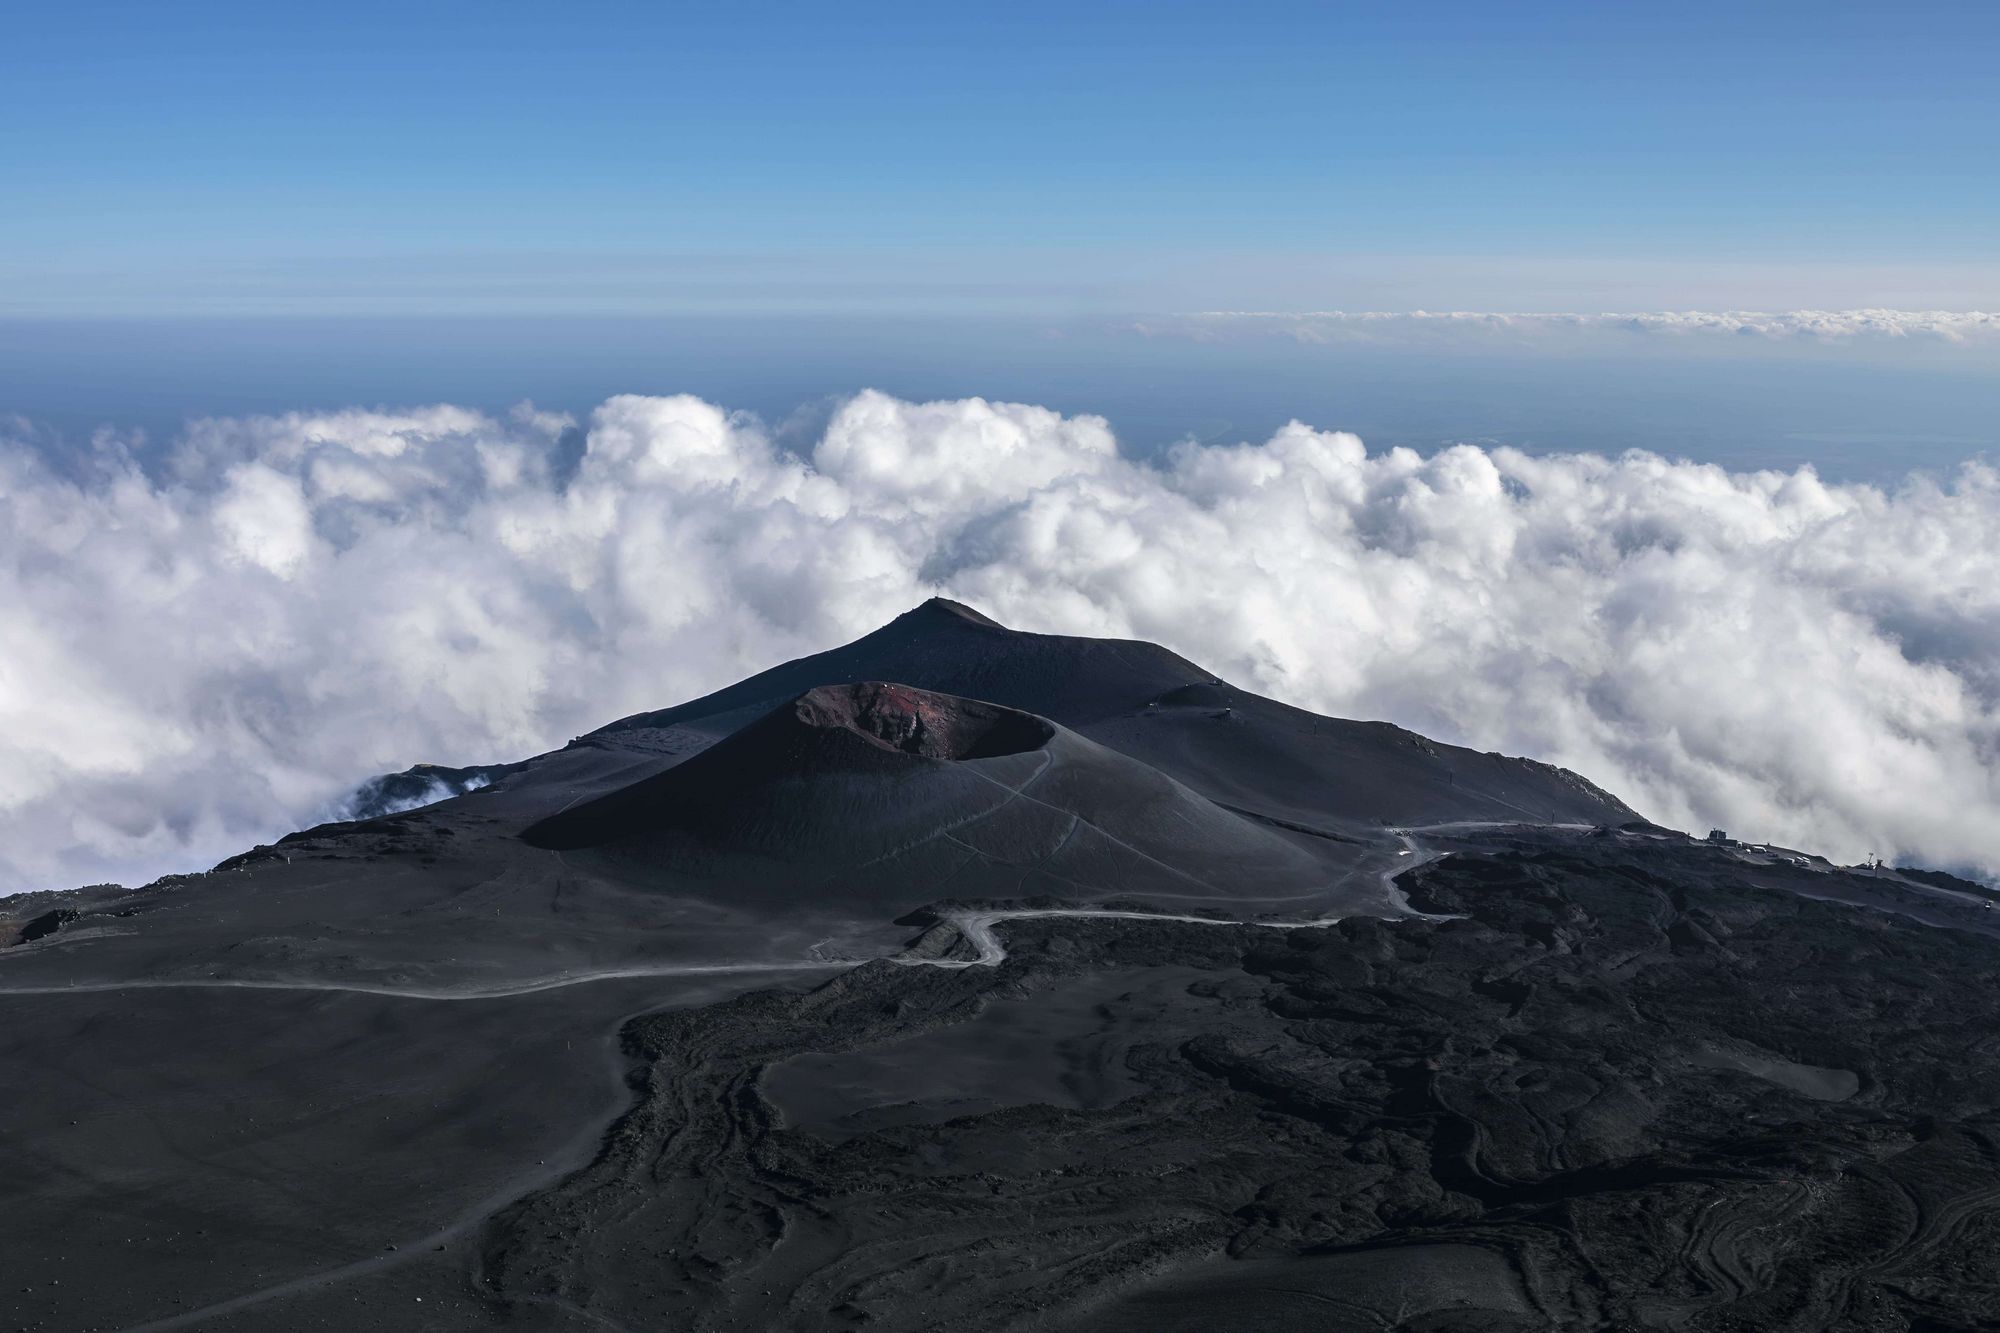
left=1707, top=829, right=1729, bottom=843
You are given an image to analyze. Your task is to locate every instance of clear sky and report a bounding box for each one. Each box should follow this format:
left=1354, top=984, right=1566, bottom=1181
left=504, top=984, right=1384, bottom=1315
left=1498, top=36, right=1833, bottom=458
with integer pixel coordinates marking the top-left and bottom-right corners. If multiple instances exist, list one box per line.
left=6, top=0, right=1998, bottom=316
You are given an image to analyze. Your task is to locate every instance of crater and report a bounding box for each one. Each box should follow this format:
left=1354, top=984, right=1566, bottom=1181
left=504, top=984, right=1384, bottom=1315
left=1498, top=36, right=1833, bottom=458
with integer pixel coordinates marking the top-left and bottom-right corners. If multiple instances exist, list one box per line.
left=794, top=682, right=1053, bottom=760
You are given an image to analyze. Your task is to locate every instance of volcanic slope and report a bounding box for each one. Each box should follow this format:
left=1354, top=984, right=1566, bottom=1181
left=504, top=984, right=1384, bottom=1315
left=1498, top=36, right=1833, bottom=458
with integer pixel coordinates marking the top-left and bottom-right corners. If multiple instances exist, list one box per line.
left=526, top=681, right=1370, bottom=918
left=589, top=597, right=1634, bottom=835
left=29, top=600, right=1998, bottom=1333
left=0, top=600, right=1622, bottom=1011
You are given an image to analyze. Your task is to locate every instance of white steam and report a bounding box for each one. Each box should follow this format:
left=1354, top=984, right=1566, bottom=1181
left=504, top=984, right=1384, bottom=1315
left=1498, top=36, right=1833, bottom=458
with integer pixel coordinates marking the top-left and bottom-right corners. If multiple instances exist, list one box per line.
left=2, top=390, right=1996, bottom=893
left=331, top=772, right=494, bottom=824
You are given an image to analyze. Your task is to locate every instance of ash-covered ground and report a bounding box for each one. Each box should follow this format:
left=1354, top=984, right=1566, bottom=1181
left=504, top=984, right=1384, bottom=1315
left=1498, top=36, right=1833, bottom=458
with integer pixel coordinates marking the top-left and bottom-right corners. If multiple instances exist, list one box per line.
left=4, top=601, right=1997, bottom=1332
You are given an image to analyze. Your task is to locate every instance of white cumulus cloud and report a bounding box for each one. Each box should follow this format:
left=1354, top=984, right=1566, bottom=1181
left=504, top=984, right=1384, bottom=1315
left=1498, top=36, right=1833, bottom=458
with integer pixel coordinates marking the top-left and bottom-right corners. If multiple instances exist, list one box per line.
left=2, top=389, right=1997, bottom=894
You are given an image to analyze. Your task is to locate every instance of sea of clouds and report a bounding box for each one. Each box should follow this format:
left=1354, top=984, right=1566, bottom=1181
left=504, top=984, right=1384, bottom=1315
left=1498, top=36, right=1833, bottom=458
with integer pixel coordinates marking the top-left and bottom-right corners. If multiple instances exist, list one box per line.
left=3, top=388, right=1997, bottom=894
left=1158, top=309, right=2000, bottom=344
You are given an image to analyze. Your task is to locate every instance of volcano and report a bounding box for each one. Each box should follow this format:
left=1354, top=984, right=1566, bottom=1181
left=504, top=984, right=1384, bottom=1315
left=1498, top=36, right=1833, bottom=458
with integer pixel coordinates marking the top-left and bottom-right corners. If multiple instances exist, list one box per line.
left=526, top=680, right=1389, bottom=917
left=4, top=601, right=1999, bottom=1332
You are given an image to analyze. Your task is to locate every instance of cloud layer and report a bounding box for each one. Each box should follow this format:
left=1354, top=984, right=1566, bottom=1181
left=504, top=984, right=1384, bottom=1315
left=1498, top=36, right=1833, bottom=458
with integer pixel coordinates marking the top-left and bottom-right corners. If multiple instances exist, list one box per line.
left=1155, top=309, right=2000, bottom=346
left=3, top=390, right=1997, bottom=894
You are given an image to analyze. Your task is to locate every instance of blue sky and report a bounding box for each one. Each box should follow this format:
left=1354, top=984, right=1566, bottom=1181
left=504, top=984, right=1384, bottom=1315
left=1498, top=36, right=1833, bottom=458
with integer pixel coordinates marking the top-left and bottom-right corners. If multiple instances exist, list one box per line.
left=6, top=0, right=1998, bottom=315
left=3, top=2, right=1997, bottom=475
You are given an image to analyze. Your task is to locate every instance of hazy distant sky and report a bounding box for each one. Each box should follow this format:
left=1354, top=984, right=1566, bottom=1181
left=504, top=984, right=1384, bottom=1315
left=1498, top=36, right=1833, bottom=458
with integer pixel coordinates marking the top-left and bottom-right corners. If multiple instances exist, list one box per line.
left=5, top=0, right=1998, bottom=468
left=6, top=0, right=1998, bottom=317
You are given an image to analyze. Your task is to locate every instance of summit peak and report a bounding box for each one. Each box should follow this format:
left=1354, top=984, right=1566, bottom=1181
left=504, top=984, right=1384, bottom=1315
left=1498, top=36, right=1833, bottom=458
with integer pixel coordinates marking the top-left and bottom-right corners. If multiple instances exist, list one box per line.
left=902, top=597, right=1009, bottom=631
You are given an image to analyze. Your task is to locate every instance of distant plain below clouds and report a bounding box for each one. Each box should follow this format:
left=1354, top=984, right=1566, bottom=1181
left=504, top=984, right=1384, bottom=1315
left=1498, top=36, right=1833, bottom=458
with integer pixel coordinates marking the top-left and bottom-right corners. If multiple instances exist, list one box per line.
left=2, top=388, right=1998, bottom=894
left=1151, top=308, right=2000, bottom=346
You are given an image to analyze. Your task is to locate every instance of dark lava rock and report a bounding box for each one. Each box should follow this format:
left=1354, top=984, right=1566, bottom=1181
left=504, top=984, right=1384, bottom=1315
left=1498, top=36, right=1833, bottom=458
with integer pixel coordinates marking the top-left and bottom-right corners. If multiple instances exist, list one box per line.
left=480, top=829, right=2000, bottom=1332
